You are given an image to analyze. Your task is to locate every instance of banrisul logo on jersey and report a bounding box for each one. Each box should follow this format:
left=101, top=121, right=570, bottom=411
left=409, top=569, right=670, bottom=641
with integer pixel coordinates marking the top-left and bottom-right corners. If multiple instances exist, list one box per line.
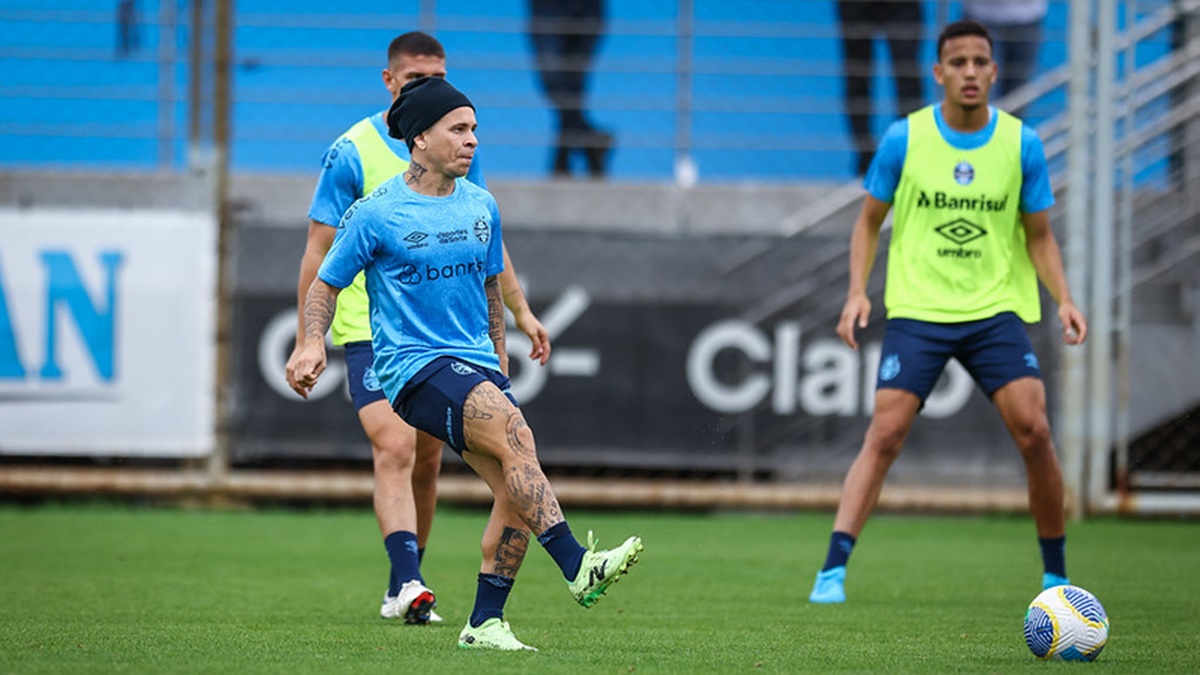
left=916, top=190, right=1008, bottom=213
left=397, top=260, right=487, bottom=285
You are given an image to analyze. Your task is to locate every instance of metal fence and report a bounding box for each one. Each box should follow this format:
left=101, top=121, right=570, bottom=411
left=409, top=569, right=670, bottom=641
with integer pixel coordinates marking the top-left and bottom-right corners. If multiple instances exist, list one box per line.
left=3, top=0, right=1091, bottom=183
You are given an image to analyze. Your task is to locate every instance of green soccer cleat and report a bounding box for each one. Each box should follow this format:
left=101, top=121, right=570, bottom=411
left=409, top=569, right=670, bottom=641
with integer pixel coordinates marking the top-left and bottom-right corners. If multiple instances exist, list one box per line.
left=457, top=618, right=538, bottom=651
left=567, top=530, right=643, bottom=608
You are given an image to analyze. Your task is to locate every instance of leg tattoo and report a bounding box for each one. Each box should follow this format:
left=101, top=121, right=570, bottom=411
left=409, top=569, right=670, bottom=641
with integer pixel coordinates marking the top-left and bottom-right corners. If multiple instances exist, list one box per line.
left=463, top=383, right=565, bottom=534
left=492, top=526, right=530, bottom=578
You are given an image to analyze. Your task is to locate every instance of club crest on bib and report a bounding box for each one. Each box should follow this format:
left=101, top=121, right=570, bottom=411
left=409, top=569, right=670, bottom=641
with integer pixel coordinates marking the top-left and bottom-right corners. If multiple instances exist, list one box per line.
left=953, top=161, right=974, bottom=186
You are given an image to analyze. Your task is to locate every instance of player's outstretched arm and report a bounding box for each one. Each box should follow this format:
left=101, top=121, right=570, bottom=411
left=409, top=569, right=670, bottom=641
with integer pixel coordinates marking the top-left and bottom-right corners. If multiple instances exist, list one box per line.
left=499, top=244, right=551, bottom=366
left=837, top=195, right=891, bottom=350
left=289, top=278, right=341, bottom=398
left=1021, top=210, right=1088, bottom=345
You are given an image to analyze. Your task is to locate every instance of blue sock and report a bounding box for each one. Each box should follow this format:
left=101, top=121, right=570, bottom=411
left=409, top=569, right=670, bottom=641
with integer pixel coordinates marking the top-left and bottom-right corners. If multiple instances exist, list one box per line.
left=822, top=531, right=856, bottom=571
left=1039, top=535, right=1067, bottom=578
left=469, top=573, right=514, bottom=628
left=384, top=530, right=422, bottom=597
left=536, top=521, right=587, bottom=581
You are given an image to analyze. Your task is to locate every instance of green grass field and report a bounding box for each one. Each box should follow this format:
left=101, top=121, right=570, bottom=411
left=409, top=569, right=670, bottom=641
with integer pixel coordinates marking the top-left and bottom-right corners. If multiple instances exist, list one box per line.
left=1, top=502, right=1197, bottom=674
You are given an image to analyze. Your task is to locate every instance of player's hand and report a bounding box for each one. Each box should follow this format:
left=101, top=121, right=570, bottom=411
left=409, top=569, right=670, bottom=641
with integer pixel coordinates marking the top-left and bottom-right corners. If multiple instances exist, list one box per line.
left=285, top=343, right=305, bottom=396
left=836, top=294, right=871, bottom=350
left=1059, top=301, right=1087, bottom=345
left=287, top=342, right=327, bottom=399
left=515, top=311, right=551, bottom=366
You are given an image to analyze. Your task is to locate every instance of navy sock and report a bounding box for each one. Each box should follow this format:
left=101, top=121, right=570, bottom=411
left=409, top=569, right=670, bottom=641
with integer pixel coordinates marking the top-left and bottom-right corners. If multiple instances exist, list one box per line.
left=822, top=531, right=857, bottom=571
left=469, top=573, right=514, bottom=628
left=418, top=547, right=426, bottom=567
left=536, top=521, right=587, bottom=581
left=384, top=530, right=422, bottom=597
left=1039, top=535, right=1067, bottom=578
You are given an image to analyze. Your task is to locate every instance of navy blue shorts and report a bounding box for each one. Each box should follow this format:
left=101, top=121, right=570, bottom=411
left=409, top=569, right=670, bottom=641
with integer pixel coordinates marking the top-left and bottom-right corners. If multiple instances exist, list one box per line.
left=343, top=341, right=388, bottom=410
left=876, top=312, right=1041, bottom=400
left=392, top=356, right=518, bottom=455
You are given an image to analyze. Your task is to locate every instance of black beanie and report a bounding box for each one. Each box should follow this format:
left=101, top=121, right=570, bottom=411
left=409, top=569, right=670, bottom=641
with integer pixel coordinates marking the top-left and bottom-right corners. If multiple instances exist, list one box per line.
left=386, top=77, right=475, bottom=152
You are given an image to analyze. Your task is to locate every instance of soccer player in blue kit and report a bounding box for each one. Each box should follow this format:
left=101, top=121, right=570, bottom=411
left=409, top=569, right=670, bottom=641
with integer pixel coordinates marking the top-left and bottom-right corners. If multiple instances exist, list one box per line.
left=285, top=32, right=551, bottom=625
left=291, top=77, right=644, bottom=651
left=808, top=20, right=1088, bottom=604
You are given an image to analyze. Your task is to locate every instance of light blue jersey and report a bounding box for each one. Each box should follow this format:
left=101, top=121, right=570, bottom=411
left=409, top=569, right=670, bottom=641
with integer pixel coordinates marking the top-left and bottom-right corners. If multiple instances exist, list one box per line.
left=864, top=105, right=1054, bottom=214
left=317, top=175, right=505, bottom=404
left=307, top=111, right=488, bottom=227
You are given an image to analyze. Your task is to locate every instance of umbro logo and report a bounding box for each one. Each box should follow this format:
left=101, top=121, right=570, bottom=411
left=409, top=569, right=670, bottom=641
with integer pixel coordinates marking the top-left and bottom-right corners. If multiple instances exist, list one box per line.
left=404, top=231, right=429, bottom=244
left=935, top=218, right=988, bottom=246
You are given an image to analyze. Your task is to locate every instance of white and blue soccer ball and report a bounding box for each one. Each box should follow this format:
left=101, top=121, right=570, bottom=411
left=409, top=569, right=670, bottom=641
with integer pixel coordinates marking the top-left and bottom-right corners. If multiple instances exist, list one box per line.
left=1024, top=584, right=1109, bottom=661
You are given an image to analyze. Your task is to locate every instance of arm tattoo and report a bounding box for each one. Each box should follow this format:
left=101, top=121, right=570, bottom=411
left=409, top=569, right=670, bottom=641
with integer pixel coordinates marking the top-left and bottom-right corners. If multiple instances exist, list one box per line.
left=404, top=161, right=428, bottom=185
left=302, top=281, right=338, bottom=343
left=485, top=275, right=506, bottom=355
left=492, top=526, right=530, bottom=578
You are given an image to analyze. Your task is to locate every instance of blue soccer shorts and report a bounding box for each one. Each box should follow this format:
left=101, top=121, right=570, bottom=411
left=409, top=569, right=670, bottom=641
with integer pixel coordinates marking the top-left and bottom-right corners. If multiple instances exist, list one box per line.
left=342, top=340, right=388, bottom=410
left=876, top=311, right=1042, bottom=401
left=391, top=356, right=518, bottom=455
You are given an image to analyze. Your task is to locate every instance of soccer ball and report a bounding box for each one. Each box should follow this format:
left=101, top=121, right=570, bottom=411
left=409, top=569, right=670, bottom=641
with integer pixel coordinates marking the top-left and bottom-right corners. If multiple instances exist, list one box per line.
left=1023, top=584, right=1109, bottom=661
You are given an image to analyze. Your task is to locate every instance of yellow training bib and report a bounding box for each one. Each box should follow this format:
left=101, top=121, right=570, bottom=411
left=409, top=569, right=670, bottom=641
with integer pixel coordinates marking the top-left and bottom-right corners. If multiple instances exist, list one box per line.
left=329, top=116, right=409, bottom=345
left=886, top=106, right=1040, bottom=323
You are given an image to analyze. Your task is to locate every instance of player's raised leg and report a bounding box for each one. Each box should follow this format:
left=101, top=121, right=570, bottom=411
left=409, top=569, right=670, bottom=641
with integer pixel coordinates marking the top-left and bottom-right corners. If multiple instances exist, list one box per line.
left=460, top=380, right=643, bottom=607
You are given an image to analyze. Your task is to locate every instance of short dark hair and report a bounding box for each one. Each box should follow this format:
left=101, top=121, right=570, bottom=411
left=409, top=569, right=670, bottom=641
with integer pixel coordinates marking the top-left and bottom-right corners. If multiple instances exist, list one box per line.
left=937, top=20, right=993, bottom=60
left=387, top=31, right=445, bottom=64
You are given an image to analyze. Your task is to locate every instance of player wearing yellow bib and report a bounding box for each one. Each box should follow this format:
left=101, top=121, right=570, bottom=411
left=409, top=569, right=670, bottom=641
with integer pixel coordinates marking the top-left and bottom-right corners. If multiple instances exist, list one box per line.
left=808, top=20, right=1088, bottom=604
left=285, top=32, right=551, bottom=623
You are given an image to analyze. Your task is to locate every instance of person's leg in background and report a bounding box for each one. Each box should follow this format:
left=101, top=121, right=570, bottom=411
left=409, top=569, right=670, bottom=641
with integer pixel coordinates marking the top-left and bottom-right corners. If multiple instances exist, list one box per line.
left=993, top=21, right=1042, bottom=111
left=884, top=1, right=925, bottom=121
left=837, top=0, right=877, bottom=175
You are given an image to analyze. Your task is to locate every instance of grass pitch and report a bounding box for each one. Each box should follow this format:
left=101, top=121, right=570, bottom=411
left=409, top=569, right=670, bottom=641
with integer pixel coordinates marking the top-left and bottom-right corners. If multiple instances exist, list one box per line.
left=1, top=501, right=1197, bottom=674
